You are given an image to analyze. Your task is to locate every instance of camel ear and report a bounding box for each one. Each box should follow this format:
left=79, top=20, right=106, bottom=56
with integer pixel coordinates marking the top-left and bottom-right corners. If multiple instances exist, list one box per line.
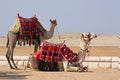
left=88, top=32, right=91, bottom=37
left=50, top=19, right=52, bottom=22
left=81, top=33, right=84, bottom=38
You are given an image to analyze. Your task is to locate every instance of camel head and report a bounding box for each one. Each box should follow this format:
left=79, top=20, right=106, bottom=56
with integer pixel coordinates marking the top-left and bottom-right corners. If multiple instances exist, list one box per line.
left=50, top=19, right=57, bottom=28
left=80, top=32, right=97, bottom=51
left=77, top=33, right=97, bottom=65
left=81, top=32, right=97, bottom=43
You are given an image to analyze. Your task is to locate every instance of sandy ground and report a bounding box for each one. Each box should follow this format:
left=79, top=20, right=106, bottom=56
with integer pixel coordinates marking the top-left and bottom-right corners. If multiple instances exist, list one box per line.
left=1, top=46, right=120, bottom=57
left=0, top=33, right=120, bottom=80
left=0, top=66, right=120, bottom=80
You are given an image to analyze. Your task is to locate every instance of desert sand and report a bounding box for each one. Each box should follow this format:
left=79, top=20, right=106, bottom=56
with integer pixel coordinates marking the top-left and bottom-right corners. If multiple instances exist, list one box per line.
left=0, top=32, right=120, bottom=80
left=0, top=66, right=120, bottom=80
left=1, top=33, right=120, bottom=56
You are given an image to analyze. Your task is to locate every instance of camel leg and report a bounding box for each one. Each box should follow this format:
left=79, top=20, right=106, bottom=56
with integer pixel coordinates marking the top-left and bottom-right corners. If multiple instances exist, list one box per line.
left=34, top=42, right=39, bottom=52
left=11, top=56, right=18, bottom=69
left=6, top=47, right=14, bottom=69
left=58, top=55, right=64, bottom=71
left=27, top=42, right=39, bottom=70
left=58, top=61, right=64, bottom=71
left=6, top=31, right=18, bottom=69
left=30, top=56, right=39, bottom=70
left=25, top=54, right=32, bottom=69
left=10, top=47, right=18, bottom=69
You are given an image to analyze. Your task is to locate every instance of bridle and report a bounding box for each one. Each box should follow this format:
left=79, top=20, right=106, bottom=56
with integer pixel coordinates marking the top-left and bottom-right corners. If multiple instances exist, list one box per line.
left=80, top=48, right=89, bottom=52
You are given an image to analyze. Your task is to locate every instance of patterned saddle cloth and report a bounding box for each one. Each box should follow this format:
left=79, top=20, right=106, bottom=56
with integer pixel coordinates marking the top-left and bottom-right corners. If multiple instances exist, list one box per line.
left=18, top=15, right=41, bottom=40
left=33, top=41, right=78, bottom=63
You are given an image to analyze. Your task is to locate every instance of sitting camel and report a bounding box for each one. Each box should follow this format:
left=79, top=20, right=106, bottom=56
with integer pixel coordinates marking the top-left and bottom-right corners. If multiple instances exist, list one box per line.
left=61, top=32, right=97, bottom=72
left=27, top=32, right=97, bottom=71
left=6, top=14, right=57, bottom=69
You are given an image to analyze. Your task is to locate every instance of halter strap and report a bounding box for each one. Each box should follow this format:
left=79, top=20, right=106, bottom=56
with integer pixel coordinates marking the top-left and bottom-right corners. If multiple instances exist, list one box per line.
left=80, top=48, right=89, bottom=52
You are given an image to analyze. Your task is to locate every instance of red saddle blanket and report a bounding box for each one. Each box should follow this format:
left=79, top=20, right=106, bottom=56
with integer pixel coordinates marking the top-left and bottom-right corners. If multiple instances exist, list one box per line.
left=33, top=41, right=78, bottom=62
left=18, top=15, right=41, bottom=40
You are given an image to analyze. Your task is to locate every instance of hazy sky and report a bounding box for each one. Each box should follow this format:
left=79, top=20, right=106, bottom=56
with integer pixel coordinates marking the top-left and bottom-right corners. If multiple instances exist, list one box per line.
left=0, top=0, right=120, bottom=36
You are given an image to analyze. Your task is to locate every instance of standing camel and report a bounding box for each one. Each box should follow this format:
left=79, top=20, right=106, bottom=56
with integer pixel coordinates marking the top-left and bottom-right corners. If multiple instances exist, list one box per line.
left=62, top=32, right=97, bottom=72
left=6, top=15, right=57, bottom=69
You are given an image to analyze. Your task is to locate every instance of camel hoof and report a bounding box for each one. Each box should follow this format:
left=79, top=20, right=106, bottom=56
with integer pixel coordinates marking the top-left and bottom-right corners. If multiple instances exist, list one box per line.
left=10, top=67, right=15, bottom=69
left=15, top=68, right=22, bottom=70
left=15, top=67, right=20, bottom=70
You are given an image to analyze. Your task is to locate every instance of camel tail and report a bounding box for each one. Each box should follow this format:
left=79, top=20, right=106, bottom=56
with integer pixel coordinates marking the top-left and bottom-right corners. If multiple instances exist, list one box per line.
left=6, top=32, right=9, bottom=48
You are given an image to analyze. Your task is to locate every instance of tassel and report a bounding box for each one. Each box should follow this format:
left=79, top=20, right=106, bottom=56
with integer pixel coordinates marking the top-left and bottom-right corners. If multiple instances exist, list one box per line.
left=17, top=40, right=20, bottom=45
left=29, top=41, right=31, bottom=46
left=20, top=41, right=22, bottom=46
left=26, top=40, right=29, bottom=44
left=23, top=41, right=25, bottom=46
left=32, top=41, right=34, bottom=45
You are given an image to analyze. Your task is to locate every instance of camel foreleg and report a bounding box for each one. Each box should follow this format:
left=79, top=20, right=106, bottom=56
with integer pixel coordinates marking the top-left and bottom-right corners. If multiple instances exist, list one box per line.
left=6, top=48, right=14, bottom=69
left=11, top=56, right=18, bottom=69
left=9, top=47, right=18, bottom=69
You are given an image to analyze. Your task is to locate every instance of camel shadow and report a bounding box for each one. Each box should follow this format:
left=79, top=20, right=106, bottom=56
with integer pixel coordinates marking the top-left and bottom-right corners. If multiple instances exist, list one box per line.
left=0, top=71, right=31, bottom=80
left=80, top=70, right=93, bottom=73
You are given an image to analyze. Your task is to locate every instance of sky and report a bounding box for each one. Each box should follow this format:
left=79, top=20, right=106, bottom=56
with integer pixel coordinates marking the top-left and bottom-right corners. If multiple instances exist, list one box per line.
left=0, top=0, right=120, bottom=36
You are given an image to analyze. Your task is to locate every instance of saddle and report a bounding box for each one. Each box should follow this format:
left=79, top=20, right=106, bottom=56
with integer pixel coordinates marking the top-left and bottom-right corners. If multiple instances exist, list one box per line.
left=18, top=15, right=40, bottom=41
left=33, top=41, right=63, bottom=62
left=33, top=41, right=78, bottom=63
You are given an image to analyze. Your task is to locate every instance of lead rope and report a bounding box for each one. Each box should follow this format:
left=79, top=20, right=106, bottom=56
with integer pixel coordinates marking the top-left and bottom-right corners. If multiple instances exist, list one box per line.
left=56, top=26, right=62, bottom=43
left=85, top=46, right=90, bottom=69
left=55, top=27, right=68, bottom=64
left=55, top=27, right=68, bottom=60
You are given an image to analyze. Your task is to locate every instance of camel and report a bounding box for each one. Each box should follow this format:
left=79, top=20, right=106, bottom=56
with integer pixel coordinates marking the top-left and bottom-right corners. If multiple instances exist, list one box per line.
left=61, top=32, right=97, bottom=72
left=28, top=32, right=97, bottom=71
left=6, top=15, right=57, bottom=69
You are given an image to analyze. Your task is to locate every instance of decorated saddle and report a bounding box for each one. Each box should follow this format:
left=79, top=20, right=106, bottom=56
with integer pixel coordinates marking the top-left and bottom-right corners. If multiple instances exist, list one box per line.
left=9, top=14, right=46, bottom=46
left=33, top=41, right=78, bottom=63
left=18, top=15, right=41, bottom=41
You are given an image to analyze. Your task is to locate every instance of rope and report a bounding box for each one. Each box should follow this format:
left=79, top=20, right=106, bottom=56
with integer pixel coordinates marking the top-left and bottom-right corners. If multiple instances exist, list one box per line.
left=85, top=46, right=91, bottom=67
left=55, top=26, right=62, bottom=43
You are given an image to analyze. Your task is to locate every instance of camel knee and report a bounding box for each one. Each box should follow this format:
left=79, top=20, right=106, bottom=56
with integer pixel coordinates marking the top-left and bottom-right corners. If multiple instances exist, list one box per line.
left=6, top=54, right=10, bottom=60
left=6, top=55, right=13, bottom=61
left=10, top=57, right=13, bottom=60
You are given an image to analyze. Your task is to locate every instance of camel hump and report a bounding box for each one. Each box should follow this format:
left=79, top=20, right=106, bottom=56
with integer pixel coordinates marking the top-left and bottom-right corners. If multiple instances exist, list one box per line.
left=9, top=14, right=39, bottom=34
left=9, top=15, right=21, bottom=33
left=9, top=14, right=46, bottom=46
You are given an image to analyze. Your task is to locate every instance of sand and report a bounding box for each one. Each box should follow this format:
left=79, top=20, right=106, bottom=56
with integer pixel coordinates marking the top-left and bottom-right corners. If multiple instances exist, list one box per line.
left=0, top=33, right=120, bottom=80
left=0, top=66, right=120, bottom=80
left=1, top=46, right=120, bottom=57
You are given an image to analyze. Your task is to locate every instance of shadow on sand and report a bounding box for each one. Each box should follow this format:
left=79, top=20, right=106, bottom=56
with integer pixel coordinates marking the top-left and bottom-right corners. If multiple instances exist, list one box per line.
left=0, top=71, right=31, bottom=80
